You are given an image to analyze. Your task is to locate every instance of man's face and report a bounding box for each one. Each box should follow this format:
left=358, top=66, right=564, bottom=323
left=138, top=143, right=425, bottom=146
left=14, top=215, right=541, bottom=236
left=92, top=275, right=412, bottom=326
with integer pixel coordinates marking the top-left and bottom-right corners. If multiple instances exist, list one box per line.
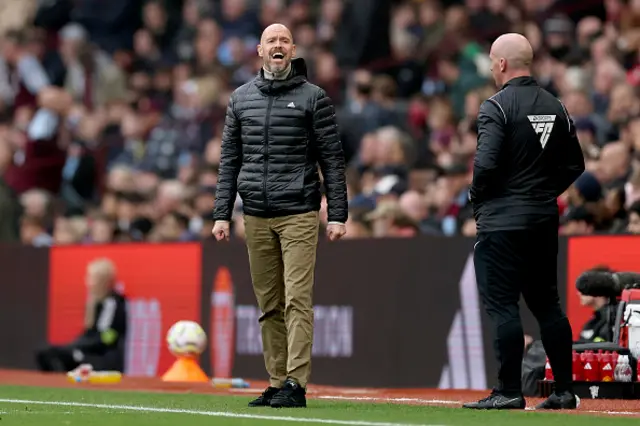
left=60, top=38, right=82, bottom=60
left=258, top=27, right=295, bottom=73
left=91, top=220, right=114, bottom=244
left=195, top=193, right=215, bottom=215
left=159, top=215, right=182, bottom=241
left=116, top=200, right=138, bottom=221
left=579, top=293, right=595, bottom=307
left=609, top=84, right=637, bottom=121
left=628, top=212, right=640, bottom=234
left=561, top=219, right=592, bottom=235
left=599, top=145, right=629, bottom=183
left=1, top=40, right=18, bottom=63
left=577, top=129, right=595, bottom=149
left=563, top=92, right=592, bottom=117
left=20, top=222, right=40, bottom=244
left=222, top=0, right=246, bottom=20
left=86, top=270, right=110, bottom=299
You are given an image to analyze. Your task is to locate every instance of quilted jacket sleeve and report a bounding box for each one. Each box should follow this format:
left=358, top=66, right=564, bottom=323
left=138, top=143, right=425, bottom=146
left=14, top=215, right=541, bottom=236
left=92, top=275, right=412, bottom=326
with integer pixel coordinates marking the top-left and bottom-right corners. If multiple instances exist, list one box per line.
left=213, top=94, right=242, bottom=221
left=313, top=89, right=348, bottom=223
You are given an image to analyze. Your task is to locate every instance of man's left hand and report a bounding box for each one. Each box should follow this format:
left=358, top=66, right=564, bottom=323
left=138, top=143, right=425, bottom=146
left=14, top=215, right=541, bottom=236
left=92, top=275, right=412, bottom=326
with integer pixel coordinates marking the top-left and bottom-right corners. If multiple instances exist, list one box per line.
left=326, top=222, right=346, bottom=241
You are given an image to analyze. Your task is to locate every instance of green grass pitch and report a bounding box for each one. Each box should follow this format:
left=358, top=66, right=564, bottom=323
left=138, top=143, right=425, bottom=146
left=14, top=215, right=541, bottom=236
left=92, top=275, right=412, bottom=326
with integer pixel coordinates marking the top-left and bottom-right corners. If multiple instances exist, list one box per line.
left=0, top=385, right=635, bottom=425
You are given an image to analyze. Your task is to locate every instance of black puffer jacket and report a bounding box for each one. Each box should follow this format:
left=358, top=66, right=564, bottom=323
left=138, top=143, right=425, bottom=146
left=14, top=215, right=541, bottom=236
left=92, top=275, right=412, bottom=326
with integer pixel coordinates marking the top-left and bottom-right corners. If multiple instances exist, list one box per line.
left=214, top=58, right=348, bottom=223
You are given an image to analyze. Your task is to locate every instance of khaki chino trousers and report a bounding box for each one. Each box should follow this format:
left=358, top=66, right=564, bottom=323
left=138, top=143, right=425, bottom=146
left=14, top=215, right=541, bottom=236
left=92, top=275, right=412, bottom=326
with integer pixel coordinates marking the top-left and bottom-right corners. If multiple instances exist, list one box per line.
left=243, top=211, right=319, bottom=388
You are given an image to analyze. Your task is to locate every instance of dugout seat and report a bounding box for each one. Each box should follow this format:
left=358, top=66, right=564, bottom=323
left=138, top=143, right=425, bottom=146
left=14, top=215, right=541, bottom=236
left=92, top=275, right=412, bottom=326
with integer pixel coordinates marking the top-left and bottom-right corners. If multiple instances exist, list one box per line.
left=615, top=289, right=640, bottom=348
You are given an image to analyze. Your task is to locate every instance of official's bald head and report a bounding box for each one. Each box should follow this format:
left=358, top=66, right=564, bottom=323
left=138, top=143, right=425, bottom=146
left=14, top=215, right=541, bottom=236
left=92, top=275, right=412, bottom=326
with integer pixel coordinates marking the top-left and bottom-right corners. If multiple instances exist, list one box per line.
left=258, top=23, right=296, bottom=74
left=489, top=33, right=534, bottom=87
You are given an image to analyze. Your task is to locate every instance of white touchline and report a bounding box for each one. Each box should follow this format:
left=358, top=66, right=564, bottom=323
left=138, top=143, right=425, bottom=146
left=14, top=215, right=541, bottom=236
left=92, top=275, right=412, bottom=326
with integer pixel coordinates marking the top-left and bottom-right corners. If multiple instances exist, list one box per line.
left=525, top=407, right=638, bottom=416
left=0, top=410, right=77, bottom=415
left=584, top=410, right=639, bottom=416
left=0, top=399, right=446, bottom=426
left=318, top=396, right=460, bottom=405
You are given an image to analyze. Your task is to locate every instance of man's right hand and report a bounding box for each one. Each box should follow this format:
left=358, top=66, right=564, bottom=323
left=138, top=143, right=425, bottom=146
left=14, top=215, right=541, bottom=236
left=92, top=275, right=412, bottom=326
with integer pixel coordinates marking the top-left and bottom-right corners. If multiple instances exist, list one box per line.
left=212, top=220, right=230, bottom=241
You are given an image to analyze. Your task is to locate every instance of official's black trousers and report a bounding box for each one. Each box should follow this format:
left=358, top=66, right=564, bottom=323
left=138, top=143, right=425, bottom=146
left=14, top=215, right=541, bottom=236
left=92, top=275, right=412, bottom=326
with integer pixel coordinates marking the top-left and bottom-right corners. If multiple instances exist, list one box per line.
left=474, top=220, right=573, bottom=395
left=36, top=345, right=81, bottom=372
left=36, top=345, right=125, bottom=372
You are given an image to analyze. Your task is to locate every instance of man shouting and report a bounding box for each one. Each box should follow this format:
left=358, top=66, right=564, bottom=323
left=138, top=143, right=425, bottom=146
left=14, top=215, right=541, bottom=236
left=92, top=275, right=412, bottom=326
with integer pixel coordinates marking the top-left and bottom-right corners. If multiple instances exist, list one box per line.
left=212, top=23, right=348, bottom=408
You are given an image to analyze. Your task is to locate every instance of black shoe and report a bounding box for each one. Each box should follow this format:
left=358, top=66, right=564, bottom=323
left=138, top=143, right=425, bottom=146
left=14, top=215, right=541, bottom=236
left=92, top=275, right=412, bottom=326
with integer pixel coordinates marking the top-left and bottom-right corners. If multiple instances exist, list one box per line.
left=535, top=391, right=580, bottom=410
left=270, top=379, right=307, bottom=408
left=463, top=391, right=526, bottom=410
left=248, top=386, right=281, bottom=407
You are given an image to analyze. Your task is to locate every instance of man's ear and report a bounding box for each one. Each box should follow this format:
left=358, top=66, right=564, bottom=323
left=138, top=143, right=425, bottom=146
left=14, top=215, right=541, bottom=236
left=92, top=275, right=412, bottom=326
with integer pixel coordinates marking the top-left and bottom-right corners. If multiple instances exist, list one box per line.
left=291, top=44, right=296, bottom=58
left=257, top=44, right=264, bottom=58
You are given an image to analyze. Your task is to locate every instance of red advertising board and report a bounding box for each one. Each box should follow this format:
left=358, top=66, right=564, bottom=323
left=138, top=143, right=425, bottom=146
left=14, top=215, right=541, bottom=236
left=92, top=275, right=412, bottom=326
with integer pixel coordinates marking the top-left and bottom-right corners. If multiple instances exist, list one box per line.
left=49, top=244, right=202, bottom=377
left=567, top=236, right=640, bottom=340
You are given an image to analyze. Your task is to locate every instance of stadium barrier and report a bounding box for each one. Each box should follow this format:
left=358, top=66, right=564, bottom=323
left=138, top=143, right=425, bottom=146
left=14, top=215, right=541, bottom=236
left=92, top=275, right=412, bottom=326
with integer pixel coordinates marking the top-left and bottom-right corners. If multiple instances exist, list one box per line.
left=0, top=245, right=49, bottom=370
left=4, top=235, right=638, bottom=388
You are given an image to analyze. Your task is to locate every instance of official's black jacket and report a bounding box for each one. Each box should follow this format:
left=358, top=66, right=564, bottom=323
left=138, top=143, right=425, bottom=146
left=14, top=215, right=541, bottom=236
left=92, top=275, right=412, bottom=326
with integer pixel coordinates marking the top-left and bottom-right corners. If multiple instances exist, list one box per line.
left=470, top=76, right=585, bottom=232
left=72, top=290, right=127, bottom=355
left=213, top=58, right=348, bottom=223
left=576, top=303, right=618, bottom=343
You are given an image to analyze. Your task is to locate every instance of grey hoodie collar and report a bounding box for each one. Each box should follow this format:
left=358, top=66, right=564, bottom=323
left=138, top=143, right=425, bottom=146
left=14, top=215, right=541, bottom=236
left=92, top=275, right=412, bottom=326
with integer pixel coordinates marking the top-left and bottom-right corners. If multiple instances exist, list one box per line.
left=262, top=64, right=292, bottom=80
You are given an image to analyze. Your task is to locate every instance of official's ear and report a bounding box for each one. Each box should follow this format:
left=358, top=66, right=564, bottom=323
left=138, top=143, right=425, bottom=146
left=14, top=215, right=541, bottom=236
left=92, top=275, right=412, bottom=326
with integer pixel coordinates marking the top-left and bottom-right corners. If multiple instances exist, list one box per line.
left=257, top=44, right=264, bottom=58
left=499, top=58, right=507, bottom=73
left=291, top=44, right=296, bottom=58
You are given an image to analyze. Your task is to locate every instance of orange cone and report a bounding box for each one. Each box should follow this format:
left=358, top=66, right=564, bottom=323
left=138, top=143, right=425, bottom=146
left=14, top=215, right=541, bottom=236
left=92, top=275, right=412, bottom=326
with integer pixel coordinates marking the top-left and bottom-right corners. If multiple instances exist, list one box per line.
left=162, top=356, right=209, bottom=383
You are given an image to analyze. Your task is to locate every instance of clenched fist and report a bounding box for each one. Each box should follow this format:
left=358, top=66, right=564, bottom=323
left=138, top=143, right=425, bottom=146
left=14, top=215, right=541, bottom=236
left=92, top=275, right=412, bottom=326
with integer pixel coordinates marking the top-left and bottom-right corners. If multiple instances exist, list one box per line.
left=326, top=222, right=346, bottom=241
left=212, top=220, right=230, bottom=241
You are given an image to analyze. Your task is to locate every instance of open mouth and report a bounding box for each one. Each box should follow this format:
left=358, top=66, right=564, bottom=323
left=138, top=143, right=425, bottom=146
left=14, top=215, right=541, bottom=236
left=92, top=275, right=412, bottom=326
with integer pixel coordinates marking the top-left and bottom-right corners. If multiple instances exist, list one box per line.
left=272, top=52, right=285, bottom=59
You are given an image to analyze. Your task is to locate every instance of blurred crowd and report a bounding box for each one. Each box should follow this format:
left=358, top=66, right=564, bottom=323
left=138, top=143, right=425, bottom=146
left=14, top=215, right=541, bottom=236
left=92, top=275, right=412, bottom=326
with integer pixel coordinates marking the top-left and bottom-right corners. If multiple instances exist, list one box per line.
left=1, top=0, right=640, bottom=246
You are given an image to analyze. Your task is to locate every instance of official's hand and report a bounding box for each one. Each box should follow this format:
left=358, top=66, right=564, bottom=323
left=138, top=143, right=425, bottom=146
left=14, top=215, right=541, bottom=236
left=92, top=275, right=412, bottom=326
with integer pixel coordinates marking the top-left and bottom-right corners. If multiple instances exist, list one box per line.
left=212, top=221, right=230, bottom=241
left=524, top=334, right=534, bottom=349
left=326, top=222, right=346, bottom=241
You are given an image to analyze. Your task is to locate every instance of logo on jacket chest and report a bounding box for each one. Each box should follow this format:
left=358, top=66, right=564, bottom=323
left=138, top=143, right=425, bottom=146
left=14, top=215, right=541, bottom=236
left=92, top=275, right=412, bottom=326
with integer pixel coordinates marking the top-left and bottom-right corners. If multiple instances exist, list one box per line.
left=275, top=98, right=305, bottom=113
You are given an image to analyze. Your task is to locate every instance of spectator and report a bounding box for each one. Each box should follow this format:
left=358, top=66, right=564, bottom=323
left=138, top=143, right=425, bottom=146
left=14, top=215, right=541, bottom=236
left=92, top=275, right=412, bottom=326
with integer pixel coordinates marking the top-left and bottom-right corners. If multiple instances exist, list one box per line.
left=596, top=141, right=631, bottom=188
left=398, top=190, right=427, bottom=224
left=19, top=188, right=52, bottom=223
left=152, top=210, right=194, bottom=242
left=370, top=76, right=407, bottom=131
left=1, top=29, right=69, bottom=195
left=20, top=214, right=53, bottom=246
left=387, top=213, right=420, bottom=238
left=365, top=201, right=404, bottom=238
left=58, top=23, right=127, bottom=109
left=344, top=216, right=372, bottom=239
left=0, top=0, right=37, bottom=36
left=52, top=215, right=88, bottom=244
left=87, top=212, right=116, bottom=244
left=575, top=268, right=621, bottom=343
left=560, top=206, right=596, bottom=236
left=628, top=201, right=640, bottom=234
left=0, top=138, right=19, bottom=241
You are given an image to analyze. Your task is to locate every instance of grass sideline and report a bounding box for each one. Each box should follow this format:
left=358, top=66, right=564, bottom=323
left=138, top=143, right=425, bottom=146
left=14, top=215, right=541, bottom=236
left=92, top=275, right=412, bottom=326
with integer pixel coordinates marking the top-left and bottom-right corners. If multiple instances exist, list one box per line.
left=0, top=385, right=636, bottom=426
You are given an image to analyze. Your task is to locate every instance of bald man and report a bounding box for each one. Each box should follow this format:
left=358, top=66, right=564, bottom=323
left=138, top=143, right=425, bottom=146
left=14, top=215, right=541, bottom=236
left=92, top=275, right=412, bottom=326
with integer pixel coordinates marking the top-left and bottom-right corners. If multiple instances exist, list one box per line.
left=465, top=34, right=584, bottom=410
left=212, top=24, right=348, bottom=408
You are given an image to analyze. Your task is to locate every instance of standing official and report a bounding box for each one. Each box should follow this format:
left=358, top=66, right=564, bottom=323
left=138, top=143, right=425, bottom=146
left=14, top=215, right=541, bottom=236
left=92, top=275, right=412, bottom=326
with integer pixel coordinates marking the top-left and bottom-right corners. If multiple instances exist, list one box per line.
left=464, top=34, right=585, bottom=410
left=212, top=24, right=348, bottom=408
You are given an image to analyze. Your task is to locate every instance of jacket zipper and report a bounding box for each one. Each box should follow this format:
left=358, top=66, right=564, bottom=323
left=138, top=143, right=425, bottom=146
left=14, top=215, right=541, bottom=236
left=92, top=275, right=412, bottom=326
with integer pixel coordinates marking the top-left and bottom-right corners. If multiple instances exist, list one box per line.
left=263, top=92, right=274, bottom=211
